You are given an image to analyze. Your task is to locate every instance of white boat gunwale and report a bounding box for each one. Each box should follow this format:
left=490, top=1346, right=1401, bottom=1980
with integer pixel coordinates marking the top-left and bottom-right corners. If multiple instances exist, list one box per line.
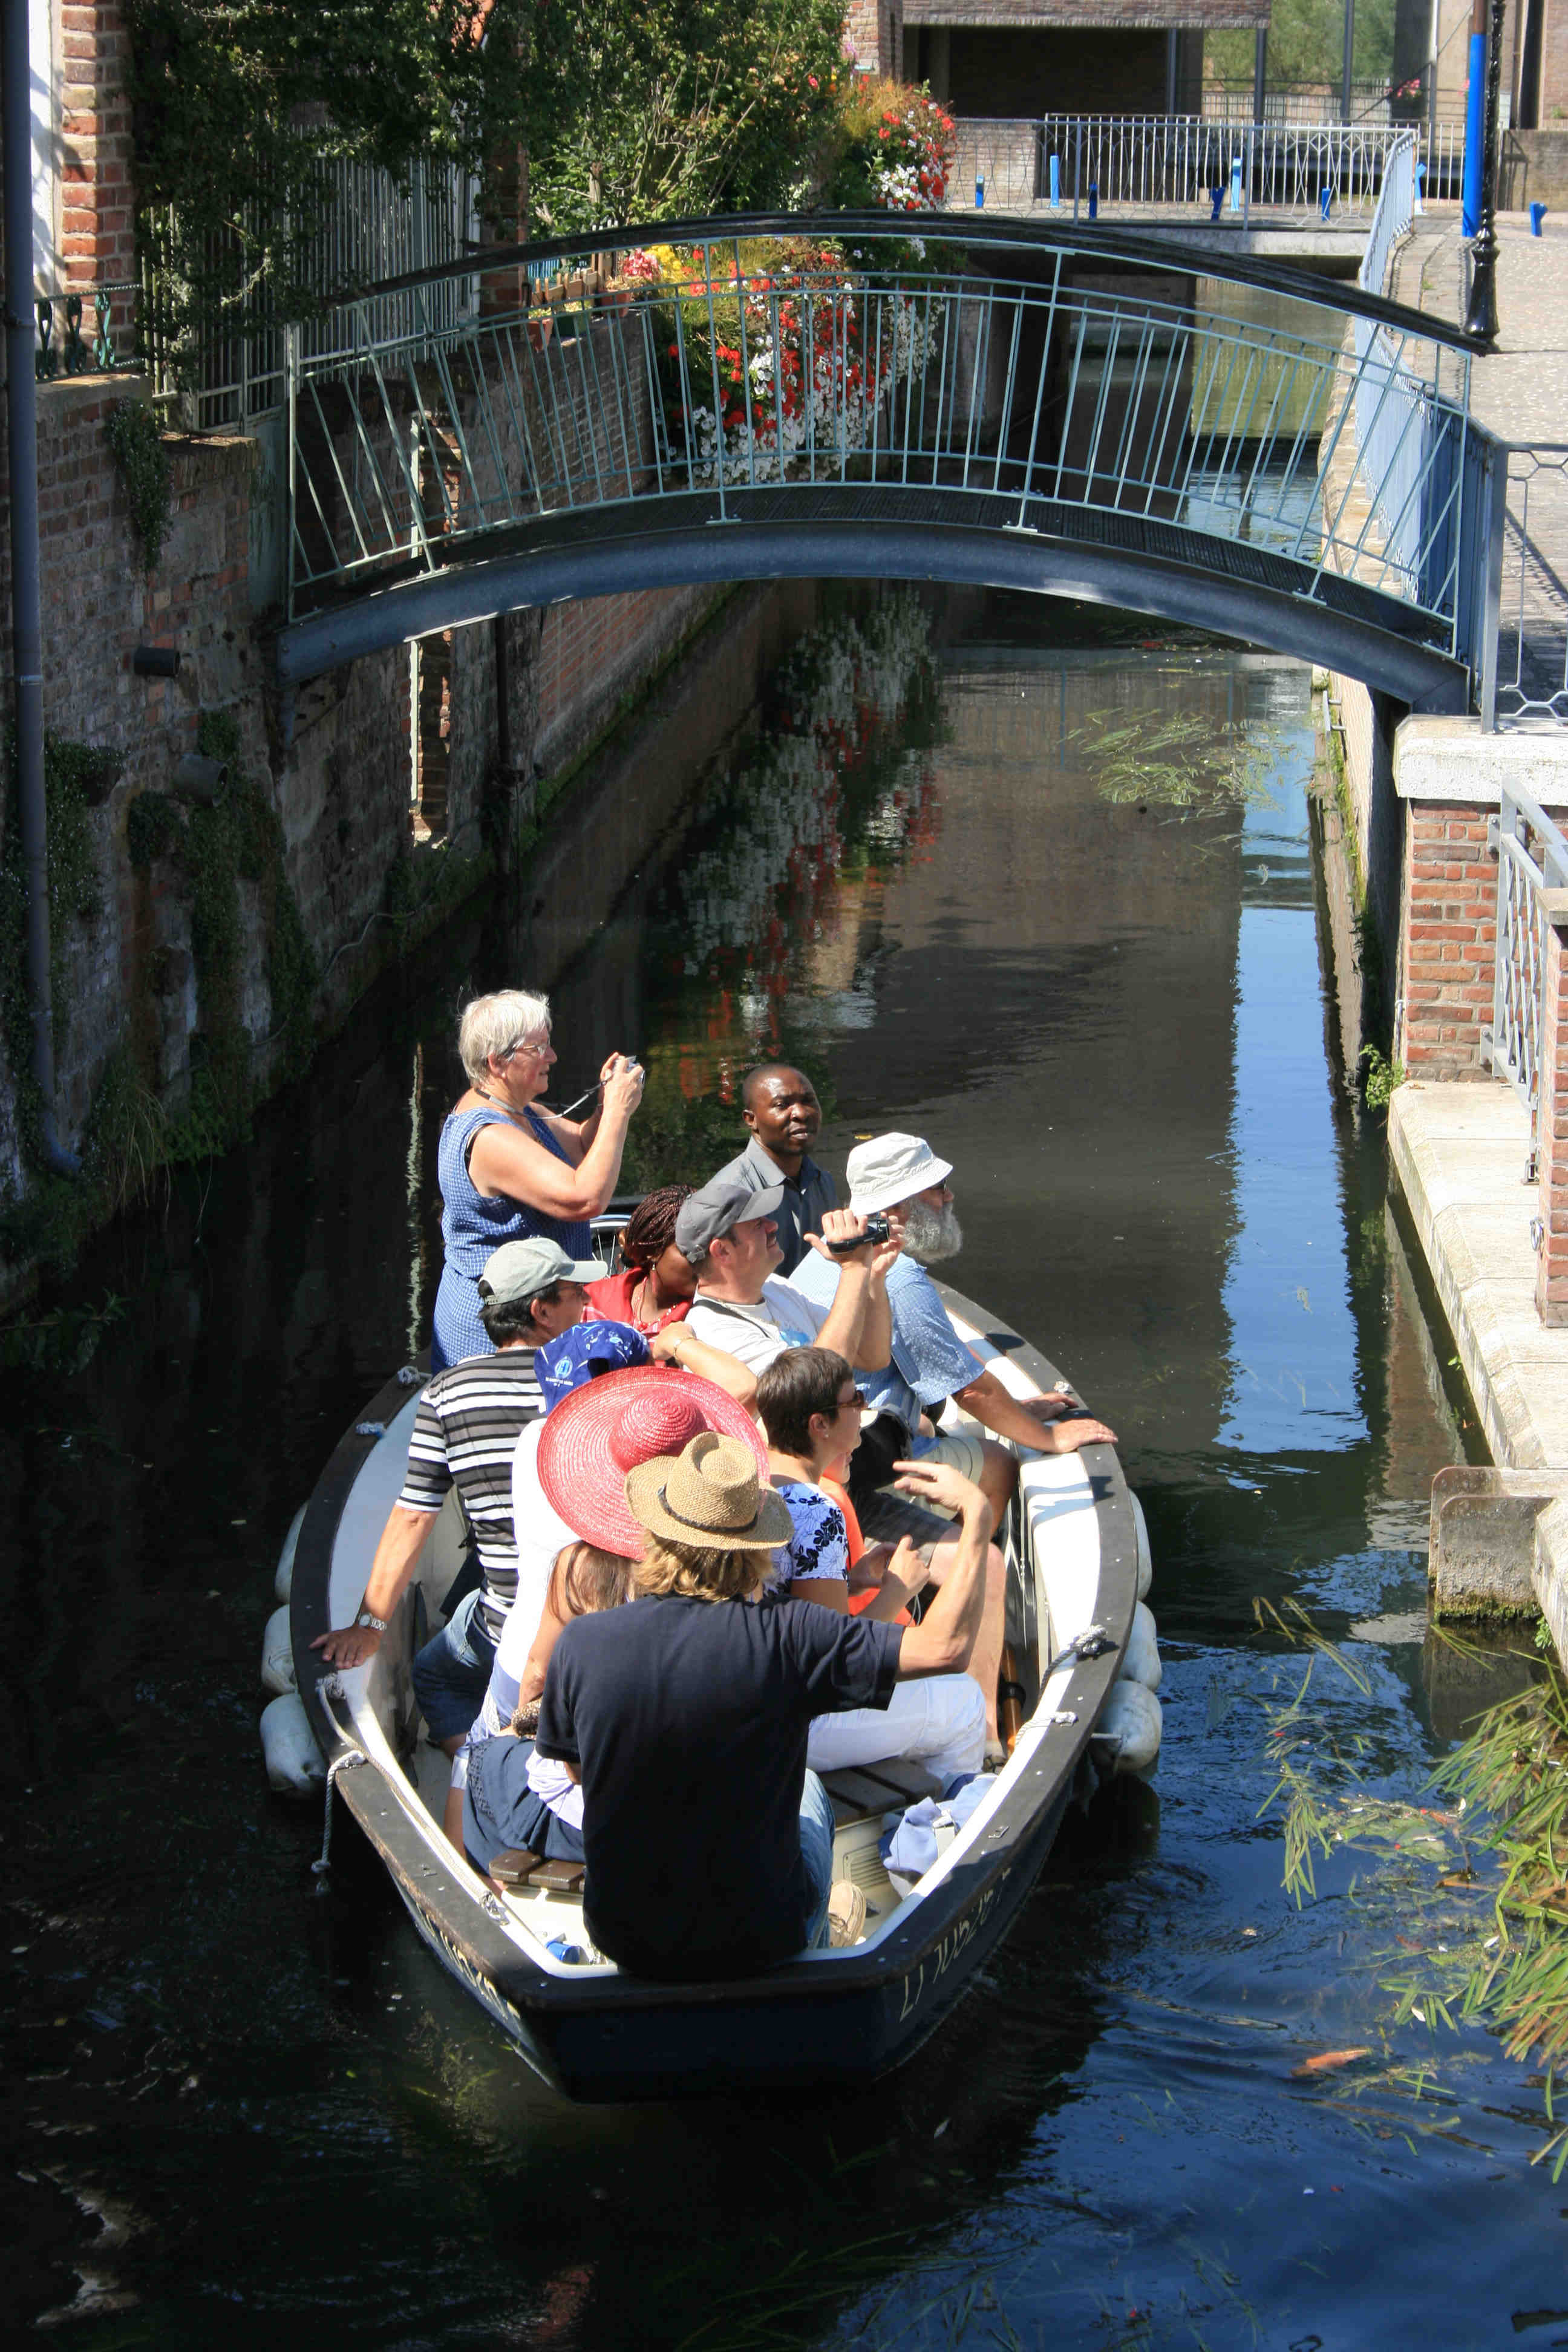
left=289, top=1284, right=1140, bottom=2080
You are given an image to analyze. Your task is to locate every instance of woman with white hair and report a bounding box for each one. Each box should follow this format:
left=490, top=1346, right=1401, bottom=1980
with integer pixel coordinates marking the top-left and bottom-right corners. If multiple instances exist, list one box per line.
left=432, top=988, right=645, bottom=1368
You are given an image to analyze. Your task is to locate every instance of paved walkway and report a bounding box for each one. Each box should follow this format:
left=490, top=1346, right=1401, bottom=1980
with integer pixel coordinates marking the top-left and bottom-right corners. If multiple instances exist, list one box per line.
left=1380, top=214, right=1568, bottom=1658
left=1391, top=1081, right=1568, bottom=1655
left=1393, top=204, right=1568, bottom=719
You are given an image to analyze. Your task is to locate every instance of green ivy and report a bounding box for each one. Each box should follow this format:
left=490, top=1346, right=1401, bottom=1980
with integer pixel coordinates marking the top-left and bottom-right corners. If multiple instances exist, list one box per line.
left=105, top=400, right=173, bottom=572
left=126, top=788, right=181, bottom=871
left=122, top=714, right=319, bottom=1163
left=0, top=733, right=111, bottom=1166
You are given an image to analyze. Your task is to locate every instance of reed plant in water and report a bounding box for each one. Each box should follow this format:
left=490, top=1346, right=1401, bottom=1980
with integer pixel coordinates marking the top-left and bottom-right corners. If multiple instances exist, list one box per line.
left=1432, top=1661, right=1568, bottom=2175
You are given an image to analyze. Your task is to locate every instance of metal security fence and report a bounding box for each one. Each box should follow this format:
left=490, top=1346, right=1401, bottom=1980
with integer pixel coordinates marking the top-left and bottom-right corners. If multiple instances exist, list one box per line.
left=950, top=116, right=1466, bottom=226
left=1485, top=785, right=1568, bottom=1120
left=140, top=152, right=479, bottom=431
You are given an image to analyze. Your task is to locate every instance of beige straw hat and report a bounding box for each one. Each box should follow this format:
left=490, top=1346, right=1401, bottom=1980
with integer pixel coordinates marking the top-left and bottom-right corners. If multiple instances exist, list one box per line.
left=624, top=1431, right=792, bottom=1552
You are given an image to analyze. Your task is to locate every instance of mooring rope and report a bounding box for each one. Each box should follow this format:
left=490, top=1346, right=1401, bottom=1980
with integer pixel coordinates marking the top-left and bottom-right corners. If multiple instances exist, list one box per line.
left=312, top=1748, right=368, bottom=1890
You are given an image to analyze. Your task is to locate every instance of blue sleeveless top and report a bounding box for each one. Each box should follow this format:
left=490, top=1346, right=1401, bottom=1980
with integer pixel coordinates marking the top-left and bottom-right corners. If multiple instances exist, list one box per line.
left=431, top=1104, right=593, bottom=1370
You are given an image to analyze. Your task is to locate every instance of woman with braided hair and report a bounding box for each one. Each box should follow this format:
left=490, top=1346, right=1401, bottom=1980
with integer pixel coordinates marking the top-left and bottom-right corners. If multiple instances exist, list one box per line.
left=586, top=1183, right=699, bottom=1337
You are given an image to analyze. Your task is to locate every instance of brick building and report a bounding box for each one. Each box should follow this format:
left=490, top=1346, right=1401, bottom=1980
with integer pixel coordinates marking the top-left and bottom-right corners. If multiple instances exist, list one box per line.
left=846, top=0, right=1270, bottom=119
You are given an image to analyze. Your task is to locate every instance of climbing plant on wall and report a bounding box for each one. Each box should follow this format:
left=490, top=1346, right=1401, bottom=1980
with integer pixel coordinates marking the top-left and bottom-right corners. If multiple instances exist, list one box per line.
left=126, top=713, right=318, bottom=1160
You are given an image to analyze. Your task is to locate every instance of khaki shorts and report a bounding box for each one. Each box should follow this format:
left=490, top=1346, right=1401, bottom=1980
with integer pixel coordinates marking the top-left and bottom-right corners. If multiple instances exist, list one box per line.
left=864, top=1424, right=988, bottom=1535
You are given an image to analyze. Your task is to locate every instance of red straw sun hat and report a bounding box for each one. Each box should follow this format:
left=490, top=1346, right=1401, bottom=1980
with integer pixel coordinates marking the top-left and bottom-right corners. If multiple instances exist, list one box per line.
left=536, top=1365, right=768, bottom=1557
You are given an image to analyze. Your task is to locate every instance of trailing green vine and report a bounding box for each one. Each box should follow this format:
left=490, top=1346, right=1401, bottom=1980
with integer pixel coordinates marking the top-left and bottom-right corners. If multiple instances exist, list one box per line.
left=0, top=733, right=114, bottom=1148
left=105, top=400, right=173, bottom=572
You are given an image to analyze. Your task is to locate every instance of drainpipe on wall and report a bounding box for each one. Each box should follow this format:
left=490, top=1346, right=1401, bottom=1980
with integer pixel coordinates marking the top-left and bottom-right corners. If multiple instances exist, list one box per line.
left=2, top=0, right=78, bottom=1175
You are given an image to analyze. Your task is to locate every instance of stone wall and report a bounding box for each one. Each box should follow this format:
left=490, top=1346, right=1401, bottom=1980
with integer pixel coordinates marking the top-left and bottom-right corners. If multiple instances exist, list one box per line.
left=1499, top=131, right=1568, bottom=211
left=0, top=324, right=729, bottom=1258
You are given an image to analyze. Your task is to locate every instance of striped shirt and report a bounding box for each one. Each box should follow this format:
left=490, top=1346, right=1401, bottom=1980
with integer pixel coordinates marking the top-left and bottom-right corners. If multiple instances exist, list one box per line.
left=398, top=1348, right=543, bottom=1642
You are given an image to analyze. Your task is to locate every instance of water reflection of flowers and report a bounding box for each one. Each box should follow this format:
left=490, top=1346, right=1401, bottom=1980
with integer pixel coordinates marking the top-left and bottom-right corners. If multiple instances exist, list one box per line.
left=669, top=598, right=939, bottom=975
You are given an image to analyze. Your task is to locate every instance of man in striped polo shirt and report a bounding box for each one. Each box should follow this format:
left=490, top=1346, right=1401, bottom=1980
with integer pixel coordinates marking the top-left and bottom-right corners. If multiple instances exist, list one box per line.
left=312, top=1237, right=641, bottom=1751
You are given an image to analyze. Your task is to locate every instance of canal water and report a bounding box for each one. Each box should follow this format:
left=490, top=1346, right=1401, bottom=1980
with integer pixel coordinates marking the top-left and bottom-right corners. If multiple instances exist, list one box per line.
left=5, top=586, right=1566, bottom=2345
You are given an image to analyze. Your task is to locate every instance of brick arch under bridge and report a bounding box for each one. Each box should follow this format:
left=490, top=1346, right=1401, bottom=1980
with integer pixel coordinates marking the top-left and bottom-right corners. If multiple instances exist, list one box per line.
left=274, top=213, right=1486, bottom=719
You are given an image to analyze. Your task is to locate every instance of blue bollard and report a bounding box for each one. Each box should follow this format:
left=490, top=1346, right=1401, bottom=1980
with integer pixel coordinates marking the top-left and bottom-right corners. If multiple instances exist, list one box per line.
left=1229, top=155, right=1243, bottom=213
left=1532, top=200, right=1547, bottom=235
left=1320, top=184, right=1333, bottom=221
left=1415, top=161, right=1426, bottom=215
left=1210, top=186, right=1223, bottom=223
left=1049, top=152, right=1061, bottom=209
left=1463, top=28, right=1486, bottom=235
left=976, top=174, right=985, bottom=209
left=1088, top=180, right=1098, bottom=221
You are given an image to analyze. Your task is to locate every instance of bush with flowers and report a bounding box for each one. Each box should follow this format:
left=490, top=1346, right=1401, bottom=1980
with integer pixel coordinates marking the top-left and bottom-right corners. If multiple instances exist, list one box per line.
left=643, top=236, right=937, bottom=483
left=820, top=76, right=955, bottom=214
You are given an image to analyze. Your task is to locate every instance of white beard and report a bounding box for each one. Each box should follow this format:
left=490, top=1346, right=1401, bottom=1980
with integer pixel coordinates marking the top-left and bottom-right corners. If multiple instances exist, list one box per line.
left=901, top=1201, right=964, bottom=1264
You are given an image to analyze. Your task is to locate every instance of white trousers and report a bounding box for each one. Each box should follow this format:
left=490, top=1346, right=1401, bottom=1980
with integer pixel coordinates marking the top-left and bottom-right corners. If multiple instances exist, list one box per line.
left=807, top=1672, right=985, bottom=1787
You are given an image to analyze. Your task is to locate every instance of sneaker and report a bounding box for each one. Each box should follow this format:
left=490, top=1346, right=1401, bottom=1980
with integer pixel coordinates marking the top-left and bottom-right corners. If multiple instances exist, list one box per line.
left=827, top=1880, right=867, bottom=1947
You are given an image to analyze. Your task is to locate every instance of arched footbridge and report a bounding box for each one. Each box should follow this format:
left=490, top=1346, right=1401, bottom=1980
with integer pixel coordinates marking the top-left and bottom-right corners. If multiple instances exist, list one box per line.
left=276, top=212, right=1491, bottom=713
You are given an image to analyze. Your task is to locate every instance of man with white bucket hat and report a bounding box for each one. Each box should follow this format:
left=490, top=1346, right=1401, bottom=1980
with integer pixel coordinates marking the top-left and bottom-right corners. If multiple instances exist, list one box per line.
left=792, top=1132, right=1117, bottom=1525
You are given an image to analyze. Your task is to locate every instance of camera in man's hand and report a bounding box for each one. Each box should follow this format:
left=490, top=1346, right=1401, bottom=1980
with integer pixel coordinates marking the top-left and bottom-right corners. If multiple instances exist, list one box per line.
left=826, top=1211, right=890, bottom=1255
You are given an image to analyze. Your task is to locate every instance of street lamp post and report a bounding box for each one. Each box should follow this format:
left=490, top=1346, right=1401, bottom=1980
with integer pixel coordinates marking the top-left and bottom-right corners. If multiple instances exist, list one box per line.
left=1464, top=0, right=1505, bottom=340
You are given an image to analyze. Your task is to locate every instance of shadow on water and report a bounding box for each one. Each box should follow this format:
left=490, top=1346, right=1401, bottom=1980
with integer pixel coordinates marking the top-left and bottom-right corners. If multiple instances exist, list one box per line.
left=4, top=585, right=1567, bottom=2345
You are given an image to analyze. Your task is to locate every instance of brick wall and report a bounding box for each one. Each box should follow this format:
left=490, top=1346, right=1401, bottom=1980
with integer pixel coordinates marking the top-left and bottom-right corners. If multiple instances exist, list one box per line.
left=846, top=0, right=904, bottom=75
left=58, top=4, right=136, bottom=336
left=1397, top=799, right=1498, bottom=1080
left=534, top=585, right=725, bottom=779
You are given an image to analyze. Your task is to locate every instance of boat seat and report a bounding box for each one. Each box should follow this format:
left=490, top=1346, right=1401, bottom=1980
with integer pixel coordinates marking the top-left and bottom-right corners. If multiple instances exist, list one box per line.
left=489, top=1849, right=585, bottom=1893
left=820, top=1757, right=944, bottom=1826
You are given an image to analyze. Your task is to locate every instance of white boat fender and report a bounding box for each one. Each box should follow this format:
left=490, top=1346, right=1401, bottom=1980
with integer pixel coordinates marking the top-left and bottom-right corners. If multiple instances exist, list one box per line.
left=1094, top=1679, right=1163, bottom=1777
left=1130, top=1491, right=1153, bottom=1600
left=260, top=1690, right=327, bottom=1797
left=1119, top=1599, right=1162, bottom=1692
left=273, top=1503, right=306, bottom=1604
left=260, top=1602, right=296, bottom=1695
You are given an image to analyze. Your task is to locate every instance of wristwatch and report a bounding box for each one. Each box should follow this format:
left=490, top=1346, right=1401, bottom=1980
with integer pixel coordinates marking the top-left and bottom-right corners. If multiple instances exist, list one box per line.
left=355, top=1610, right=388, bottom=1633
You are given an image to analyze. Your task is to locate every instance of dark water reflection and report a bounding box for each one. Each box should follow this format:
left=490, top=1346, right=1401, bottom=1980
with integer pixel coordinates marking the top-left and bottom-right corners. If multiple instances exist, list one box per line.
left=4, top=587, right=1565, bottom=2346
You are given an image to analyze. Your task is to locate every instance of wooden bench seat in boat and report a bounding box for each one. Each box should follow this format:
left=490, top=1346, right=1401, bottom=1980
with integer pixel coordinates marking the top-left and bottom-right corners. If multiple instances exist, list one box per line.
left=820, top=1756, right=944, bottom=1826
left=491, top=1849, right=584, bottom=1893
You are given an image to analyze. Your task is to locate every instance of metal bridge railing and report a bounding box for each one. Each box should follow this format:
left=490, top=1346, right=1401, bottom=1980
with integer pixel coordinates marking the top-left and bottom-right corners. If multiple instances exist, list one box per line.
left=1478, top=445, right=1568, bottom=730
left=1485, top=785, right=1568, bottom=1123
left=283, top=216, right=1473, bottom=652
left=949, top=116, right=1466, bottom=226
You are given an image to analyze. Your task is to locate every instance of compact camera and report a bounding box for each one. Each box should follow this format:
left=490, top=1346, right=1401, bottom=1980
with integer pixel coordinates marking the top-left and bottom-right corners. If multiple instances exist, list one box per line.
left=826, top=1210, right=891, bottom=1255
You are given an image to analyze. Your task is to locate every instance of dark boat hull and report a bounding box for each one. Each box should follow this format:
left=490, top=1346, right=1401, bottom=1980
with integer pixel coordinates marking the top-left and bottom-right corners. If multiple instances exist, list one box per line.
left=388, top=1780, right=1074, bottom=2101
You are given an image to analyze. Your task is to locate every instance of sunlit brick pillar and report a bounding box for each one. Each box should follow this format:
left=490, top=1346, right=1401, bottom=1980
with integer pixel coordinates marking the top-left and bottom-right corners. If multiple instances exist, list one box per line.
left=59, top=4, right=137, bottom=340
left=477, top=134, right=530, bottom=321
left=845, top=0, right=903, bottom=77
left=1396, top=797, right=1498, bottom=1079
left=1535, top=895, right=1568, bottom=1324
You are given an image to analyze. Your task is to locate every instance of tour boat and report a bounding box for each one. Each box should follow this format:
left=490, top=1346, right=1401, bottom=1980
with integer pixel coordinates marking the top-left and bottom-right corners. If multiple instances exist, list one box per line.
left=281, top=1276, right=1157, bottom=2102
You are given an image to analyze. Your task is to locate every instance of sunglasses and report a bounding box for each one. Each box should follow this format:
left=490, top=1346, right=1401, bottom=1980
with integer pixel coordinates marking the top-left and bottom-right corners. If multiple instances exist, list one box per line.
left=835, top=1388, right=868, bottom=1411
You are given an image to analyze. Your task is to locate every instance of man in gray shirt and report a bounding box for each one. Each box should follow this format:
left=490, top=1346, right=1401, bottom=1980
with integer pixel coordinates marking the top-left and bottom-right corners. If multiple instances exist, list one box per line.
left=713, top=1064, right=837, bottom=1276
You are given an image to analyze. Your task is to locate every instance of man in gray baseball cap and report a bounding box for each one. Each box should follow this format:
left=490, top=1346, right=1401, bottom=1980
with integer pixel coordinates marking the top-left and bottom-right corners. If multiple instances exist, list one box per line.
left=679, top=1174, right=897, bottom=1379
